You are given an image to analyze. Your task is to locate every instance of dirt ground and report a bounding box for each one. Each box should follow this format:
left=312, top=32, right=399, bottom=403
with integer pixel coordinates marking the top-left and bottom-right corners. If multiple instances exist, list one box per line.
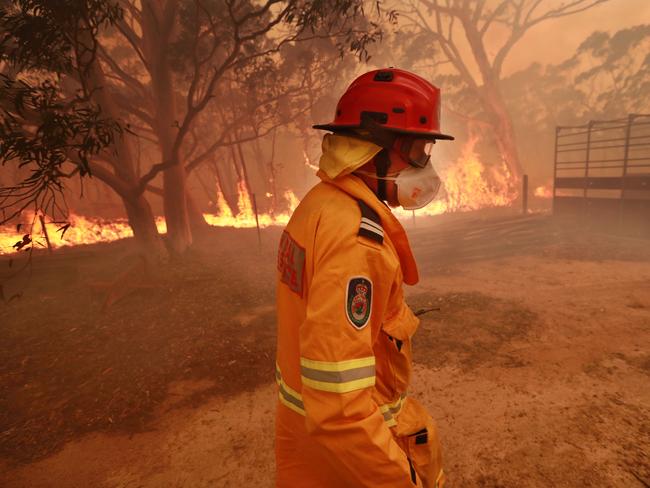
left=0, top=210, right=649, bottom=487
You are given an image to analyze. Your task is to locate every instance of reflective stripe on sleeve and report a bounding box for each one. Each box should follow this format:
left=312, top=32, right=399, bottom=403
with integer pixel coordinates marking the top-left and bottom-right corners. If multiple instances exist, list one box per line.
left=381, top=408, right=396, bottom=427
left=300, top=356, right=376, bottom=393
left=379, top=392, right=407, bottom=428
left=276, top=363, right=306, bottom=416
left=277, top=362, right=405, bottom=427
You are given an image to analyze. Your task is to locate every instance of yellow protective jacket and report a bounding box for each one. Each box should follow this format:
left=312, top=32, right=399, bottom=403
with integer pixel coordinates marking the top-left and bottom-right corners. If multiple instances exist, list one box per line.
left=275, top=171, right=444, bottom=488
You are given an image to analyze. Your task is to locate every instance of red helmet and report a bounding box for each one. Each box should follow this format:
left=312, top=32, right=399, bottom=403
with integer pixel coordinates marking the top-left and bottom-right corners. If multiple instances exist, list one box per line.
left=313, top=68, right=454, bottom=141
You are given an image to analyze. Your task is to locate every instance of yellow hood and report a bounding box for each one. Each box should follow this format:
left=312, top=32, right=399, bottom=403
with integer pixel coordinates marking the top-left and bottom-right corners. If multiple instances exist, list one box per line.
left=318, top=134, right=382, bottom=179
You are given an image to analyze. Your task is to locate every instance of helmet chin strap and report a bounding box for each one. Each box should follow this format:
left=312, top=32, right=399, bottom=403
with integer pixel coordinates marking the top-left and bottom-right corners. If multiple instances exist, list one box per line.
left=374, top=149, right=391, bottom=202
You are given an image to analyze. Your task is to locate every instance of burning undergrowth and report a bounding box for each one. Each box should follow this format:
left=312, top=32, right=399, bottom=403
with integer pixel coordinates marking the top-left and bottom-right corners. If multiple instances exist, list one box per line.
left=408, top=291, right=538, bottom=371
left=0, top=187, right=301, bottom=255
left=1, top=136, right=521, bottom=256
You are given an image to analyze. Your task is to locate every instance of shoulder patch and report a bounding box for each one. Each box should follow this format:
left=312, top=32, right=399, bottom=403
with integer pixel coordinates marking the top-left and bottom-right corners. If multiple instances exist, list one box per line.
left=277, top=230, right=305, bottom=297
left=346, top=276, right=372, bottom=330
left=357, top=200, right=384, bottom=244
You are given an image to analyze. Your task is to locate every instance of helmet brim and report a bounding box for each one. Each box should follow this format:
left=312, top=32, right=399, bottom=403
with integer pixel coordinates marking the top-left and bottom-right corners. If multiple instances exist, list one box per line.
left=312, top=123, right=455, bottom=141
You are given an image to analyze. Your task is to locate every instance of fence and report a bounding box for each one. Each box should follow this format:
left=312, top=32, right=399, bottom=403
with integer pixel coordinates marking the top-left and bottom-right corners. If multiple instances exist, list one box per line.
left=553, top=114, right=650, bottom=234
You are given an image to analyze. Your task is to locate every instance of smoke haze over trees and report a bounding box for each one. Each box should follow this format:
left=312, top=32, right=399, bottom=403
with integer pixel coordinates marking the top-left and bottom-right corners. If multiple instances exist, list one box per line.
left=0, top=0, right=648, bottom=256
left=0, top=0, right=388, bottom=256
left=503, top=22, right=650, bottom=184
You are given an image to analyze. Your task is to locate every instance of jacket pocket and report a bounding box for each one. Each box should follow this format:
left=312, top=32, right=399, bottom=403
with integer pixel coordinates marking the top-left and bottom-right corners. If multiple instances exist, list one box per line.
left=381, top=300, right=419, bottom=392
left=394, top=398, right=445, bottom=488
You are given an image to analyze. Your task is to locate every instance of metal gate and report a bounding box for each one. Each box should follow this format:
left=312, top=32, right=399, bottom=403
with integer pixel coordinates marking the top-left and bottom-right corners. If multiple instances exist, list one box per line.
left=553, top=114, right=650, bottom=235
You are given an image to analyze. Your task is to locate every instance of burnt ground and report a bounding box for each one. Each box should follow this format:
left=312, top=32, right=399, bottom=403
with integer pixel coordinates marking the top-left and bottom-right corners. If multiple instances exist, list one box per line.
left=0, top=229, right=278, bottom=463
left=1, top=209, right=649, bottom=487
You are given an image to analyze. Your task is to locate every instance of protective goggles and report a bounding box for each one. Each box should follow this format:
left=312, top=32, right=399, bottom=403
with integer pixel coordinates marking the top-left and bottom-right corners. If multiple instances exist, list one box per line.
left=394, top=138, right=435, bottom=168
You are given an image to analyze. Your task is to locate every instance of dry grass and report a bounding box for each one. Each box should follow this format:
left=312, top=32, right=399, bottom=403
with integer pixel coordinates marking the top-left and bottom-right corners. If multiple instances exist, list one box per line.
left=0, top=228, right=281, bottom=463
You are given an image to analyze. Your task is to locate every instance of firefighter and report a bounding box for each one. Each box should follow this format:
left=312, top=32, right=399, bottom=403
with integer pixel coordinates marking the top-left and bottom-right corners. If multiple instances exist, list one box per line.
left=275, top=68, right=454, bottom=488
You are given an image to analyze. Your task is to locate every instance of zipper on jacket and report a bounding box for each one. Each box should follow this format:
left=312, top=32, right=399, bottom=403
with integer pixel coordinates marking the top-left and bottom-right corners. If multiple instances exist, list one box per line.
left=407, top=457, right=417, bottom=484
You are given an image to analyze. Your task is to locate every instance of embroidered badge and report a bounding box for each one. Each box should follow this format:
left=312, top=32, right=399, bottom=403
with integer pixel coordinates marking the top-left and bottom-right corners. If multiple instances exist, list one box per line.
left=277, top=231, right=305, bottom=296
left=346, top=277, right=372, bottom=329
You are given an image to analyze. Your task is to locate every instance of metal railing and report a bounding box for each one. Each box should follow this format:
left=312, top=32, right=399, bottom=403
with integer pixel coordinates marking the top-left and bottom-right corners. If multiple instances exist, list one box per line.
left=552, top=114, right=650, bottom=233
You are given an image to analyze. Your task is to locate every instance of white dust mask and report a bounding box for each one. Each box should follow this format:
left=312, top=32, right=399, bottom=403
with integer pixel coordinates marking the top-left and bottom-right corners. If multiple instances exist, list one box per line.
left=357, top=162, right=441, bottom=210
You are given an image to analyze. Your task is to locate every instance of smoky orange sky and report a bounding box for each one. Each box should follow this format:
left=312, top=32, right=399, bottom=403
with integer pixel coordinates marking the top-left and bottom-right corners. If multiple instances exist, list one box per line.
left=504, top=0, right=650, bottom=75
left=377, top=0, right=650, bottom=88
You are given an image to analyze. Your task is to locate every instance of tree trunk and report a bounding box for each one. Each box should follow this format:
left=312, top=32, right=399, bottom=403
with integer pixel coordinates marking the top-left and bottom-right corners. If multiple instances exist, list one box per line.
left=224, top=145, right=243, bottom=215
left=123, top=194, right=163, bottom=257
left=268, top=129, right=279, bottom=214
left=492, top=112, right=523, bottom=187
left=77, top=30, right=162, bottom=256
left=236, top=138, right=253, bottom=198
left=254, top=136, right=275, bottom=215
left=210, top=155, right=239, bottom=216
left=142, top=0, right=196, bottom=256
left=162, top=163, right=192, bottom=255
left=484, top=88, right=523, bottom=186
left=186, top=192, right=211, bottom=240
left=462, top=20, right=524, bottom=187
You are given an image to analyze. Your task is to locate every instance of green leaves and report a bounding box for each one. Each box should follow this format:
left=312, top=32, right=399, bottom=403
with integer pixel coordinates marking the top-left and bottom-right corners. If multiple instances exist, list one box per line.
left=0, top=0, right=122, bottom=72
left=0, top=1, right=124, bottom=226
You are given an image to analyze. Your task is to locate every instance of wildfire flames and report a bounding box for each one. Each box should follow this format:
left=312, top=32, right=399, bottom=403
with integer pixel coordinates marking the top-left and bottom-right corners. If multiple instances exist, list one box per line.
left=534, top=185, right=553, bottom=198
left=203, top=181, right=299, bottom=228
left=0, top=213, right=148, bottom=255
left=0, top=187, right=300, bottom=255
left=0, top=138, right=517, bottom=255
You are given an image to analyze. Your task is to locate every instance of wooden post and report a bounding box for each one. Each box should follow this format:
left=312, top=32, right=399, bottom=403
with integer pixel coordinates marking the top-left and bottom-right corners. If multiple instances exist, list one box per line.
left=236, top=140, right=253, bottom=197
left=252, top=193, right=262, bottom=247
left=39, top=214, right=53, bottom=253
left=522, top=174, right=528, bottom=215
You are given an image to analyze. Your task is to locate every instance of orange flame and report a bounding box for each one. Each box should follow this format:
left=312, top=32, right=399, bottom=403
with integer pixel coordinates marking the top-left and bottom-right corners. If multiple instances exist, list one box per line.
left=0, top=185, right=300, bottom=255
left=0, top=138, right=516, bottom=254
left=0, top=212, right=167, bottom=255
left=534, top=185, right=553, bottom=198
left=203, top=181, right=298, bottom=229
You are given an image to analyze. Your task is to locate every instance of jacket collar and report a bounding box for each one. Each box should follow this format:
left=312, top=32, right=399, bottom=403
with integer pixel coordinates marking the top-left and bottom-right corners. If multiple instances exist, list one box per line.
left=317, top=170, right=419, bottom=285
